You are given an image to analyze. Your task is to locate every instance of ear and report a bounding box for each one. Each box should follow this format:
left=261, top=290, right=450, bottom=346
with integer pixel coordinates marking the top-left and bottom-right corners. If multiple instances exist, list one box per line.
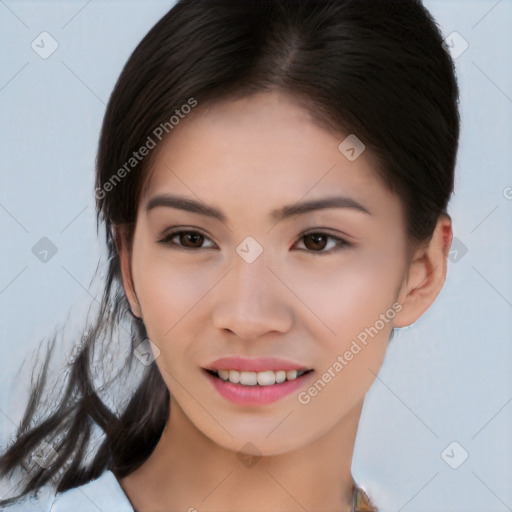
left=113, top=225, right=142, bottom=319
left=393, top=214, right=453, bottom=328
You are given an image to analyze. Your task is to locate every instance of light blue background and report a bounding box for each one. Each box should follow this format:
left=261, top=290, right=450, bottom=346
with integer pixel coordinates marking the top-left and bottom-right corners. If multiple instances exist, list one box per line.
left=1, top=1, right=511, bottom=511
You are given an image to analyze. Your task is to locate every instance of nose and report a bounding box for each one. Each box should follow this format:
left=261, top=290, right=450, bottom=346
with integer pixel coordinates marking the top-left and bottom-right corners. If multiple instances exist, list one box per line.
left=211, top=252, right=293, bottom=341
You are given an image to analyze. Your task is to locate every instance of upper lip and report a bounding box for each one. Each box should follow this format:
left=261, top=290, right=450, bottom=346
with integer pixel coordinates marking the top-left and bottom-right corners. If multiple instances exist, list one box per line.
left=205, top=356, right=311, bottom=372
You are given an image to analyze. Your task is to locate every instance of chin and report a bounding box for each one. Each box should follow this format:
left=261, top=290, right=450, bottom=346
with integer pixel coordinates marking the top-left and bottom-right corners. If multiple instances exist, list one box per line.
left=204, top=423, right=319, bottom=458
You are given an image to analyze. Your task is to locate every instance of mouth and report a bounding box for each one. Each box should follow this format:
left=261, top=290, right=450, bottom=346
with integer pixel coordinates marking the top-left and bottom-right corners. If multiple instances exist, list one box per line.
left=204, top=368, right=313, bottom=386
left=202, top=356, right=315, bottom=405
left=203, top=366, right=315, bottom=406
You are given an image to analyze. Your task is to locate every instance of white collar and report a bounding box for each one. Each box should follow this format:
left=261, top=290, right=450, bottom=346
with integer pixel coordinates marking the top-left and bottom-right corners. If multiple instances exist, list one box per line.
left=51, top=470, right=134, bottom=511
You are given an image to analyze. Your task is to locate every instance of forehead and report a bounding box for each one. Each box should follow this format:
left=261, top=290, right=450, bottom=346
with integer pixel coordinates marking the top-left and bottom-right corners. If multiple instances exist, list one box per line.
left=140, top=91, right=402, bottom=225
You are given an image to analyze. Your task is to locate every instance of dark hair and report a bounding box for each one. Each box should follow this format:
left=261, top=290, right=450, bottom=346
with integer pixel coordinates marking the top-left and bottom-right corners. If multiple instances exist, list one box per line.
left=0, top=0, right=459, bottom=505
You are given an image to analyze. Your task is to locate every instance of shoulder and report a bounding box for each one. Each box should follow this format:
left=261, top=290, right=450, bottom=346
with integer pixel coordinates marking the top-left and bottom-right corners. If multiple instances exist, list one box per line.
left=50, top=470, right=134, bottom=512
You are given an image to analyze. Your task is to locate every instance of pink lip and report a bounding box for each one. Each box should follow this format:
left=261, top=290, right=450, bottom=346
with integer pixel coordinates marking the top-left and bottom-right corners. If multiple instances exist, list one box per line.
left=203, top=365, right=314, bottom=406
left=205, top=356, right=309, bottom=372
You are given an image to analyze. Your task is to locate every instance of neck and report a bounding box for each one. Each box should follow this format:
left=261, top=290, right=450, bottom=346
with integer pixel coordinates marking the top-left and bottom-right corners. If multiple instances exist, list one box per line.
left=119, top=399, right=364, bottom=512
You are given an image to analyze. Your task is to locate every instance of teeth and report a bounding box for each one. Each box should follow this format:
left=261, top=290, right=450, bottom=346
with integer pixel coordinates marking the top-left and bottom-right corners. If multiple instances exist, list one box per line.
left=228, top=370, right=240, bottom=383
left=214, top=369, right=308, bottom=386
left=239, top=371, right=257, bottom=386
left=275, top=370, right=286, bottom=383
left=286, top=370, right=297, bottom=380
left=218, top=369, right=229, bottom=381
left=257, top=371, right=275, bottom=386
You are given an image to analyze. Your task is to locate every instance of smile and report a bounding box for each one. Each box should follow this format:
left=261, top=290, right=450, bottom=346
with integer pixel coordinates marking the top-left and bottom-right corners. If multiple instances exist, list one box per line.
left=204, top=365, right=314, bottom=406
left=207, top=368, right=311, bottom=386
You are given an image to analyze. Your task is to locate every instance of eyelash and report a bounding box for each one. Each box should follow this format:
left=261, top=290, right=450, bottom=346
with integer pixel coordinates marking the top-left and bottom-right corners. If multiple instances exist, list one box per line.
left=157, top=229, right=353, bottom=256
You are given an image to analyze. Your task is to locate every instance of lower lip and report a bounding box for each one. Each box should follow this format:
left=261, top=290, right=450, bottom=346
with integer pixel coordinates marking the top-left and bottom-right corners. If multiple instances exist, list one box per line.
left=204, top=370, right=314, bottom=406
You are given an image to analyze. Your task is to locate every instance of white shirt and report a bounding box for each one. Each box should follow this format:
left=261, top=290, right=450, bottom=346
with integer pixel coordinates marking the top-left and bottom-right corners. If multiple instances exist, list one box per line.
left=51, top=470, right=134, bottom=511
left=3, top=470, right=135, bottom=511
left=3, top=470, right=377, bottom=511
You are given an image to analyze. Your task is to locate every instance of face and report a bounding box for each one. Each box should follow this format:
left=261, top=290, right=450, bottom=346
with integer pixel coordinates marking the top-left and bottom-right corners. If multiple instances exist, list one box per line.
left=120, top=91, right=412, bottom=455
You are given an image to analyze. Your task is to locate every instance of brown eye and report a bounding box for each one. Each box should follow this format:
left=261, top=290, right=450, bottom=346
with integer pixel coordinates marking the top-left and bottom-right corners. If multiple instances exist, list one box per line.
left=178, top=232, right=205, bottom=248
left=159, top=230, right=216, bottom=250
left=303, top=233, right=328, bottom=251
left=159, top=229, right=351, bottom=255
left=294, top=232, right=351, bottom=255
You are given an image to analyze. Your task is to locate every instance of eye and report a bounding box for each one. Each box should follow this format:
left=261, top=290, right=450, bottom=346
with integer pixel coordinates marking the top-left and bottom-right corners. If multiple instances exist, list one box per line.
left=158, top=229, right=216, bottom=250
left=293, top=232, right=352, bottom=255
left=158, top=229, right=352, bottom=255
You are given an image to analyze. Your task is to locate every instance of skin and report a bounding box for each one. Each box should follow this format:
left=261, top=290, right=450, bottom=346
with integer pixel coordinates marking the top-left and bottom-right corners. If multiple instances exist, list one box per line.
left=115, top=90, right=452, bottom=512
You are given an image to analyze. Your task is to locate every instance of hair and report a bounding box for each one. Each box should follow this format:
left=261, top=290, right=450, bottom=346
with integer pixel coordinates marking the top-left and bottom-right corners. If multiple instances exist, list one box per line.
left=0, top=0, right=459, bottom=506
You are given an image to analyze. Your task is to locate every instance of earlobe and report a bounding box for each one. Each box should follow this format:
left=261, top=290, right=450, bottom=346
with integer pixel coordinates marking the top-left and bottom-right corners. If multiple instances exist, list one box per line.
left=113, top=225, right=143, bottom=319
left=393, top=215, right=453, bottom=328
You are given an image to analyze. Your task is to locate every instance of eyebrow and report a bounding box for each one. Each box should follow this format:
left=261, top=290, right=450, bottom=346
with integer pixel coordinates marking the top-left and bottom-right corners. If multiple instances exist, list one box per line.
left=145, top=193, right=372, bottom=223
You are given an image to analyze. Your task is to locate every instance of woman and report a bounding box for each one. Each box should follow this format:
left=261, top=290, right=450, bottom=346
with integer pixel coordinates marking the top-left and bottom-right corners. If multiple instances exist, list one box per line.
left=0, top=0, right=460, bottom=510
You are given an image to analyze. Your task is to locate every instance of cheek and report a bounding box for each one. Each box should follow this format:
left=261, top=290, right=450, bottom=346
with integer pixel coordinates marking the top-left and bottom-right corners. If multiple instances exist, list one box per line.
left=131, top=243, right=214, bottom=343
left=296, top=249, right=404, bottom=335
left=295, top=258, right=399, bottom=419
left=132, top=259, right=218, bottom=385
left=297, top=248, right=403, bottom=399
